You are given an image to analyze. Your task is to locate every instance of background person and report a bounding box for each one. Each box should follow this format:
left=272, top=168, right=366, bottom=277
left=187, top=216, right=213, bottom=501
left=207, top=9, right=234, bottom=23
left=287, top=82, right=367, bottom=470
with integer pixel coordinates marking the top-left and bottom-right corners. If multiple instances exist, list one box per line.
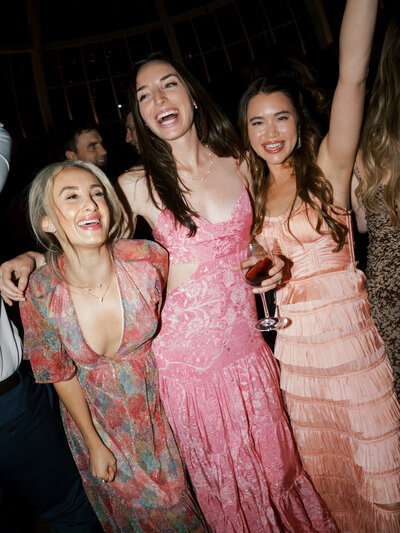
left=63, top=122, right=108, bottom=169
left=352, top=10, right=400, bottom=400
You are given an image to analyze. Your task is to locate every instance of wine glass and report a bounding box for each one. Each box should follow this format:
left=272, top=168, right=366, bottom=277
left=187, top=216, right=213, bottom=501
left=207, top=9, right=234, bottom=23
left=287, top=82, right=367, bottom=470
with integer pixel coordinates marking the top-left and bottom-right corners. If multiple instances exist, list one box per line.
left=237, top=240, right=288, bottom=331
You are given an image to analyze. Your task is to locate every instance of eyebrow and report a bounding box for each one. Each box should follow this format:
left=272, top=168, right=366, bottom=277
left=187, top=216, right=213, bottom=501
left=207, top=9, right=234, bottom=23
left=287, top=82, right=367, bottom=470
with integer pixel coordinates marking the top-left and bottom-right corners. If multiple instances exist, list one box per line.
left=136, top=73, right=179, bottom=93
left=58, top=184, right=102, bottom=194
left=249, top=110, right=291, bottom=122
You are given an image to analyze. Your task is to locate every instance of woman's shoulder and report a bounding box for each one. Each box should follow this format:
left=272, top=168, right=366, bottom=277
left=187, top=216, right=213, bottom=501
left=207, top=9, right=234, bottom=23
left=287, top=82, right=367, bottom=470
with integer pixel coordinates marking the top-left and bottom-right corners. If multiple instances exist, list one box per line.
left=117, top=165, right=146, bottom=189
left=27, top=262, right=61, bottom=301
left=113, top=239, right=167, bottom=263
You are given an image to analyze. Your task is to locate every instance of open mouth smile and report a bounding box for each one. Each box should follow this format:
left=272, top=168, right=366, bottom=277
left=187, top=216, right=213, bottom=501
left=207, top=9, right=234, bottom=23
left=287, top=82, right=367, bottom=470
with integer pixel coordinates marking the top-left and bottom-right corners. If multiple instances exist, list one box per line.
left=155, top=109, right=179, bottom=127
left=262, top=141, right=285, bottom=154
left=77, top=217, right=102, bottom=230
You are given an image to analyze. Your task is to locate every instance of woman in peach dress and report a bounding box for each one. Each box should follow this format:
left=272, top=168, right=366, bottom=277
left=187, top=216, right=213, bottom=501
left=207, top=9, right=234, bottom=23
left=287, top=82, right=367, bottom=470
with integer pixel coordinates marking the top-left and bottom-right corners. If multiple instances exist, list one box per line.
left=239, top=0, right=400, bottom=532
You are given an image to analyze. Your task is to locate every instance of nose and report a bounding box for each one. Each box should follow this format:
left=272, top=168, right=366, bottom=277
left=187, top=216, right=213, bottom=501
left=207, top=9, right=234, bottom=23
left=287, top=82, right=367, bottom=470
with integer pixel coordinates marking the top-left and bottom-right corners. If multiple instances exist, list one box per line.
left=97, top=144, right=107, bottom=156
left=84, top=194, right=98, bottom=211
left=265, top=120, right=278, bottom=139
left=125, top=130, right=132, bottom=144
left=155, top=87, right=167, bottom=105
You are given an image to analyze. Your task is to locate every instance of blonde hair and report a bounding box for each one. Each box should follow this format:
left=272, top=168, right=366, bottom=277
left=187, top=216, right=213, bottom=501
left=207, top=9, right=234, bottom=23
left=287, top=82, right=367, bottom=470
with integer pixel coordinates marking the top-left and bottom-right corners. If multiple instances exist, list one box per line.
left=28, top=160, right=125, bottom=276
left=358, top=16, right=400, bottom=227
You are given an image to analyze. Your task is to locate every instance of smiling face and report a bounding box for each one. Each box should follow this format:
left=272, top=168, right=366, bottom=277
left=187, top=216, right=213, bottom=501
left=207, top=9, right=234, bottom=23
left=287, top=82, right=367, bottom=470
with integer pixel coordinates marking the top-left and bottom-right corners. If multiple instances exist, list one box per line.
left=44, top=167, right=110, bottom=252
left=135, top=60, right=196, bottom=142
left=247, top=91, right=298, bottom=168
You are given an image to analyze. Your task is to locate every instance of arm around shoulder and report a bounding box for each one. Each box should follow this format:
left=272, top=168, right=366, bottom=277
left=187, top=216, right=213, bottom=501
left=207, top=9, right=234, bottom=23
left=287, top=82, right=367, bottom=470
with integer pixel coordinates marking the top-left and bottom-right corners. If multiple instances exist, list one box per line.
left=1, top=251, right=46, bottom=305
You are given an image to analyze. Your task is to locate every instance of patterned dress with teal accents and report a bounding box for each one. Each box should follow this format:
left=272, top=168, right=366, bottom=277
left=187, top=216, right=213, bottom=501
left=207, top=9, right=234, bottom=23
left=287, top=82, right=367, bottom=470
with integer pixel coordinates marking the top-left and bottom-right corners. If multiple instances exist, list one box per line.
left=20, top=239, right=205, bottom=533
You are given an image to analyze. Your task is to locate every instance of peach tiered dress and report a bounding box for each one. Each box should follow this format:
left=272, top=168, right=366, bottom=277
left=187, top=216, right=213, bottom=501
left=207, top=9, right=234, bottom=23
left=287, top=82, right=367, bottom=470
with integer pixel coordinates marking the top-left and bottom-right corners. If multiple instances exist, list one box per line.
left=258, top=202, right=400, bottom=533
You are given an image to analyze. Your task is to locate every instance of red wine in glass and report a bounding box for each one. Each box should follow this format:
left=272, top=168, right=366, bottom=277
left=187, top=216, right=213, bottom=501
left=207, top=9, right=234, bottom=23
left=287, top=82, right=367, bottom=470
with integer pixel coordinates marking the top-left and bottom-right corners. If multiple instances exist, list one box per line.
left=238, top=242, right=286, bottom=331
left=245, top=257, right=272, bottom=287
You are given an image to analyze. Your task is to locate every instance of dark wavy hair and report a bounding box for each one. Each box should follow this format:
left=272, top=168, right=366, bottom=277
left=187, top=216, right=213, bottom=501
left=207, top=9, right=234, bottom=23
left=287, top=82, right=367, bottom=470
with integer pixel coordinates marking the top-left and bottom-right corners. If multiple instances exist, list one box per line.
left=238, top=77, right=348, bottom=251
left=128, top=52, right=245, bottom=236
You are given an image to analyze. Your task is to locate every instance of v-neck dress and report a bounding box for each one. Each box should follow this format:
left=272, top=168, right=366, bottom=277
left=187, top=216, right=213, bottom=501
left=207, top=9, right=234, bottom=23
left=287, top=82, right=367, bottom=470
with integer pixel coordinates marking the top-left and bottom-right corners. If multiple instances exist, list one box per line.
left=152, top=163, right=338, bottom=533
left=20, top=240, right=205, bottom=533
left=258, top=203, right=400, bottom=533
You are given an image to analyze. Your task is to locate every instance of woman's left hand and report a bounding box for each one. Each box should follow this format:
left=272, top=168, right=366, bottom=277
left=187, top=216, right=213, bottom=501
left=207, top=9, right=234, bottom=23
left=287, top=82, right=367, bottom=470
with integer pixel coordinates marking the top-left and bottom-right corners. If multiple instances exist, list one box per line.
left=252, top=253, right=284, bottom=294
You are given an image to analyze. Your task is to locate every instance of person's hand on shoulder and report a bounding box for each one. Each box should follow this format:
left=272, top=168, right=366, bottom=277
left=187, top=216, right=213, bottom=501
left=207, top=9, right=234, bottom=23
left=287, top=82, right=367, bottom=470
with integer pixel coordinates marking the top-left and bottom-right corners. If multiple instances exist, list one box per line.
left=0, top=251, right=45, bottom=305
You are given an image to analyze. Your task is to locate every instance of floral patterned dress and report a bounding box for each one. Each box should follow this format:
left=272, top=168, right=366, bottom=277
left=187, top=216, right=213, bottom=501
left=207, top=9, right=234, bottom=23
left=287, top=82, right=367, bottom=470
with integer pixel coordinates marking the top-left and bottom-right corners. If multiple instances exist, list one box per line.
left=20, top=240, right=205, bottom=533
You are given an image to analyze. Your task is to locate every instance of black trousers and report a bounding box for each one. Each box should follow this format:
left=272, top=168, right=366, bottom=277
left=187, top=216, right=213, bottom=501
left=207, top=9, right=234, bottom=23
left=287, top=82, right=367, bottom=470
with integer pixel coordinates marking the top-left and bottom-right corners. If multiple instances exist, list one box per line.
left=0, top=365, right=102, bottom=532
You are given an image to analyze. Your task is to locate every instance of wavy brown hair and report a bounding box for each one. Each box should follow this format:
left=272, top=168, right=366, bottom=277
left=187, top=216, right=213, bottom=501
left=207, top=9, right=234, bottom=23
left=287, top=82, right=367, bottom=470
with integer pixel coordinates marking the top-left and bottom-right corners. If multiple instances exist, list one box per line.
left=129, top=52, right=245, bottom=236
left=238, top=77, right=348, bottom=251
left=358, top=15, right=400, bottom=228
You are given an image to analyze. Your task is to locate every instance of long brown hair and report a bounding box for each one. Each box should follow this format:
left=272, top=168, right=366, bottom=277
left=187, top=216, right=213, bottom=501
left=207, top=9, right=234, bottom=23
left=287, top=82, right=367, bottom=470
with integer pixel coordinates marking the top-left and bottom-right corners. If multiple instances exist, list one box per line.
left=358, top=15, right=400, bottom=228
left=129, top=52, right=245, bottom=236
left=238, top=77, right=348, bottom=251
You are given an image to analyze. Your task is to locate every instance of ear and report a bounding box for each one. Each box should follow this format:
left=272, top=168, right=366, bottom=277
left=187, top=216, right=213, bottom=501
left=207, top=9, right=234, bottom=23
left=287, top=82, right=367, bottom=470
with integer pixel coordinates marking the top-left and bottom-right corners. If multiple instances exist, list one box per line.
left=41, top=216, right=56, bottom=233
left=65, top=150, right=78, bottom=161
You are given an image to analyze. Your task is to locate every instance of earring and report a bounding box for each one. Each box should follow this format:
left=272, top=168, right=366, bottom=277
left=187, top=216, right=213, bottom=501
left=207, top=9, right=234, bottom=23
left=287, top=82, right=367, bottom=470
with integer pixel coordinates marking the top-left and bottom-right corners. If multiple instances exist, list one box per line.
left=297, top=127, right=301, bottom=149
left=194, top=103, right=198, bottom=110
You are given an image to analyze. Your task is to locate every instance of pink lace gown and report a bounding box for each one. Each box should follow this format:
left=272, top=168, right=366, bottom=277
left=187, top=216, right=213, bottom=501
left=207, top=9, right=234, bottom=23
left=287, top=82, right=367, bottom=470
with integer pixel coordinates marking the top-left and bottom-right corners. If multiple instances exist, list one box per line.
left=258, top=203, right=400, bottom=533
left=152, top=163, right=338, bottom=533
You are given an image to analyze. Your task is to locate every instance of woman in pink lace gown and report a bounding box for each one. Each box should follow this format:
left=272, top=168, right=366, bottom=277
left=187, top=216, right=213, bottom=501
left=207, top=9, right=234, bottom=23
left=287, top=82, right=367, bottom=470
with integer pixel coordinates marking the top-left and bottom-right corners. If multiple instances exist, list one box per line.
left=116, top=55, right=337, bottom=531
left=239, top=1, right=400, bottom=532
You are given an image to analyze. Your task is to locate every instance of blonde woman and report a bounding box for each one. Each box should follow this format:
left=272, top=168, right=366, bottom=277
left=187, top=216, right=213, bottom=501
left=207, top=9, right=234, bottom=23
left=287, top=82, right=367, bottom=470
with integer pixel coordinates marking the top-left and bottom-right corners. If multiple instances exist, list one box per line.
left=19, top=160, right=205, bottom=532
left=352, top=12, right=400, bottom=400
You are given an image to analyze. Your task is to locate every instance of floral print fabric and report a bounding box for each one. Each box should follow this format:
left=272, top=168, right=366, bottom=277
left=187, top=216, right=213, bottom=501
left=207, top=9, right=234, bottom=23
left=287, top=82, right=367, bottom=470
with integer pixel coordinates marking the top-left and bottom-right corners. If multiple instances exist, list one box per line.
left=21, top=239, right=205, bottom=533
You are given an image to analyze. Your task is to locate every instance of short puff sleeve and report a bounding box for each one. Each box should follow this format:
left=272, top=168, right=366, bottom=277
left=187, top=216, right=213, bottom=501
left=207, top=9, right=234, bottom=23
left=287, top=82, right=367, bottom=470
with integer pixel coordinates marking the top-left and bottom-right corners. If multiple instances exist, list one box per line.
left=20, top=269, right=76, bottom=384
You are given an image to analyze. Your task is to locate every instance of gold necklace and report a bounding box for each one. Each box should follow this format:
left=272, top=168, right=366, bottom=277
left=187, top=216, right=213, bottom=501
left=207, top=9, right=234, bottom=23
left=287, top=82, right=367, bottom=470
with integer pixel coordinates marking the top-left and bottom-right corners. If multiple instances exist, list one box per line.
left=68, top=271, right=114, bottom=303
left=85, top=274, right=114, bottom=303
left=179, top=145, right=214, bottom=182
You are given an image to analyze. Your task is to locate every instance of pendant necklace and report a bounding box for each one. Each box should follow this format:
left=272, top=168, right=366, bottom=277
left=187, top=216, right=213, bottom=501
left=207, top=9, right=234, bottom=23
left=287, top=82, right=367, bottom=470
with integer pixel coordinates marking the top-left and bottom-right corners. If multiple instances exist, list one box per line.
left=68, top=271, right=114, bottom=303
left=85, top=274, right=114, bottom=303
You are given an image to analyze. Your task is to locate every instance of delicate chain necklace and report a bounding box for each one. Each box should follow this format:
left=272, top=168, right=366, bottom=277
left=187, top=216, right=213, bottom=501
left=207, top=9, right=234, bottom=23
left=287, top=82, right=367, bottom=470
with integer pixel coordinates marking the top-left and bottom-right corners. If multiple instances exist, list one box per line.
left=85, top=274, right=114, bottom=303
left=179, top=145, right=214, bottom=182
left=68, top=271, right=114, bottom=303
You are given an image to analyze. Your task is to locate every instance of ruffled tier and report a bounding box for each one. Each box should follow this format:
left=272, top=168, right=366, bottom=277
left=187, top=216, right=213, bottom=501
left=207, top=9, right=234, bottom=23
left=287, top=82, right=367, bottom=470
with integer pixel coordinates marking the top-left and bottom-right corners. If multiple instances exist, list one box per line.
left=158, top=348, right=338, bottom=533
left=275, top=269, right=400, bottom=532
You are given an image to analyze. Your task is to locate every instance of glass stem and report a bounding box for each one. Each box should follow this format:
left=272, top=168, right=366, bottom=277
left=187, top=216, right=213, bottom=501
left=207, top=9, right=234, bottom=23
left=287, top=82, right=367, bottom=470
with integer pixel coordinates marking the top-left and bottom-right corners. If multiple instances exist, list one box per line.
left=260, top=292, right=270, bottom=319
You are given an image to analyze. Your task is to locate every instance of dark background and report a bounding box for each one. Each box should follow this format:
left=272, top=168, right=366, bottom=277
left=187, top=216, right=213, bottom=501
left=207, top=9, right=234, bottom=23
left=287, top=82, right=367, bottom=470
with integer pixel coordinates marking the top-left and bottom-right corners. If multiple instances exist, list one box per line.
left=0, top=0, right=391, bottom=264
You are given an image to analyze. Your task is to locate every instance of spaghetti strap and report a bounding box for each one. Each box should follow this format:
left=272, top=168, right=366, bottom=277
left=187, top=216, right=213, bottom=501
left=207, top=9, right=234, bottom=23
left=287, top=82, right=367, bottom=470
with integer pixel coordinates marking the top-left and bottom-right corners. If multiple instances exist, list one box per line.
left=232, top=157, right=247, bottom=188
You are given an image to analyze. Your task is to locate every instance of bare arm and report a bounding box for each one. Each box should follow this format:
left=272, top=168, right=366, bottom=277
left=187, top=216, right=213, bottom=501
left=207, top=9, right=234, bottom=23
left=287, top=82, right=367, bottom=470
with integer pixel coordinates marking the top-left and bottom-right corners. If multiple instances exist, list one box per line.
left=318, top=0, right=378, bottom=206
left=54, top=376, right=117, bottom=482
left=1, top=251, right=45, bottom=305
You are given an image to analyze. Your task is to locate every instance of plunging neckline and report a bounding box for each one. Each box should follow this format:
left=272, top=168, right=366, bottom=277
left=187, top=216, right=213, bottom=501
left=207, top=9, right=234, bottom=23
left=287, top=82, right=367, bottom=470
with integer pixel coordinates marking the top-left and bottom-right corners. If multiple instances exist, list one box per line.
left=66, top=262, right=125, bottom=360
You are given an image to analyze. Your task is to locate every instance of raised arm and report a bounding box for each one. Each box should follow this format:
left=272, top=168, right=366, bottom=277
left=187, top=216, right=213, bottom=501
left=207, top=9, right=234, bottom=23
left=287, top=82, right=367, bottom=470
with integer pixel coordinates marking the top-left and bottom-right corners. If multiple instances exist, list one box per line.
left=318, top=0, right=378, bottom=206
left=55, top=376, right=117, bottom=483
